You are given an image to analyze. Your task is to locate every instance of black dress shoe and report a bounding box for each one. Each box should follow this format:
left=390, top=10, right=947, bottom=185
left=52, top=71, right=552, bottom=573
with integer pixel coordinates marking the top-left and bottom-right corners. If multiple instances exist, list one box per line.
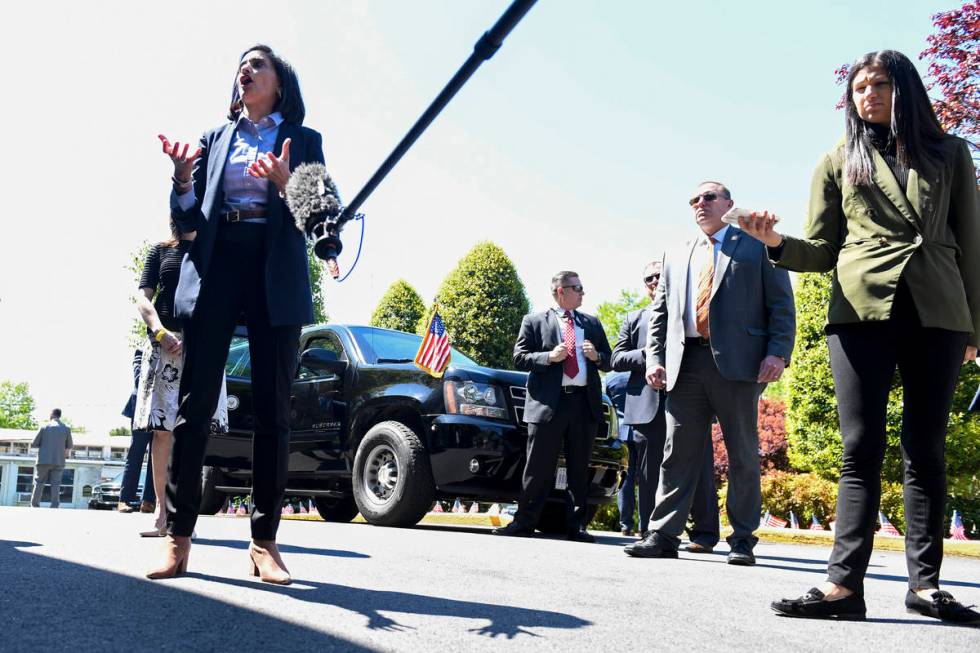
left=567, top=529, right=595, bottom=543
left=492, top=522, right=534, bottom=537
left=905, top=589, right=980, bottom=626
left=771, top=587, right=867, bottom=621
left=625, top=533, right=678, bottom=558
left=727, top=541, right=756, bottom=566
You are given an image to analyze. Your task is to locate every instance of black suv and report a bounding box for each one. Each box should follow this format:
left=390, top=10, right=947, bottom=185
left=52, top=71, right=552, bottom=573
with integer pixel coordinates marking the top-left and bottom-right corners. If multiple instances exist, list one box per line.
left=202, top=325, right=624, bottom=530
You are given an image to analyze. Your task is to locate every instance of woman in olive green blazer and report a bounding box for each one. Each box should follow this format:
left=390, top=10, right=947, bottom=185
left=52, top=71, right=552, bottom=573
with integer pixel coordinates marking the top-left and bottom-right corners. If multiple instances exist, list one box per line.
left=741, top=50, right=979, bottom=625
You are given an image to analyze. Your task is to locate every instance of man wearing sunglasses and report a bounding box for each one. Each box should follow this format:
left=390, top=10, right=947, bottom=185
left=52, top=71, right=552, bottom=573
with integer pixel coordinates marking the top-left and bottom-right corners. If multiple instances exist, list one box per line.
left=612, top=261, right=720, bottom=550
left=626, top=181, right=795, bottom=566
left=494, top=271, right=612, bottom=542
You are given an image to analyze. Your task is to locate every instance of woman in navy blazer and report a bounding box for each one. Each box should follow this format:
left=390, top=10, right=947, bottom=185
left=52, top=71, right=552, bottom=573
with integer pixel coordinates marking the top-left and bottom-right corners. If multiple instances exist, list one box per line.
left=148, top=44, right=327, bottom=584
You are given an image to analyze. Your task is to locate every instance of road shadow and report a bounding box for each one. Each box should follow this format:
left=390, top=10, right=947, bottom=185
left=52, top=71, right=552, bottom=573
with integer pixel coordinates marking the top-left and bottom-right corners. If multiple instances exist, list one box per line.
left=0, top=539, right=374, bottom=651
left=194, top=538, right=370, bottom=558
left=185, top=572, right=592, bottom=639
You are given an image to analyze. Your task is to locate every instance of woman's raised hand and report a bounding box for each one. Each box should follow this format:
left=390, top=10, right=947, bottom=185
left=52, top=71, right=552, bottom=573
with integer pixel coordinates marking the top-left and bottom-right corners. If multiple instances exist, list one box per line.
left=248, top=137, right=291, bottom=192
left=158, top=135, right=201, bottom=183
left=738, top=211, right=785, bottom=248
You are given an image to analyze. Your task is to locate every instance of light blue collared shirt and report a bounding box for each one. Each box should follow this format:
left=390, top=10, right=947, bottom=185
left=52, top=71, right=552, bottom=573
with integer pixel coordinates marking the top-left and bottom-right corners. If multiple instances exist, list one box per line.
left=176, top=111, right=284, bottom=213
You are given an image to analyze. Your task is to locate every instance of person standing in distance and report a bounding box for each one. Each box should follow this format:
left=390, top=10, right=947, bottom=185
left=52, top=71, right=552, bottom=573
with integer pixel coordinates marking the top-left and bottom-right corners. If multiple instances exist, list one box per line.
left=31, top=409, right=72, bottom=508
left=494, top=271, right=612, bottom=542
left=627, top=181, right=795, bottom=565
left=148, top=44, right=328, bottom=584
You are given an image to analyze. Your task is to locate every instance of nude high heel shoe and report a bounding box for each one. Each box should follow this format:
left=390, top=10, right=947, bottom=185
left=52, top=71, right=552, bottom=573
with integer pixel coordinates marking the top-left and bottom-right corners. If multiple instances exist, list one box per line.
left=146, top=535, right=191, bottom=579
left=249, top=540, right=291, bottom=585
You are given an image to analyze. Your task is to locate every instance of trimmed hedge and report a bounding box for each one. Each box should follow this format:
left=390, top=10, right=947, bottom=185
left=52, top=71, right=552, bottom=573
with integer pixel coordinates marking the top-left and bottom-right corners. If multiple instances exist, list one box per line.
left=369, top=279, right=426, bottom=334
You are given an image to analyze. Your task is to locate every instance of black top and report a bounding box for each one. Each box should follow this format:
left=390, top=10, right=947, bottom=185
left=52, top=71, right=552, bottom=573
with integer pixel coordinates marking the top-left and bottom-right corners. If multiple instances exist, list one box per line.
left=139, top=241, right=192, bottom=333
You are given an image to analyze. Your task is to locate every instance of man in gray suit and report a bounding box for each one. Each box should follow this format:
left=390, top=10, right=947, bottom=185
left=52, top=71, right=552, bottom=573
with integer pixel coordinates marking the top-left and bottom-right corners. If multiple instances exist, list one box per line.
left=31, top=409, right=73, bottom=508
left=626, top=181, right=795, bottom=565
left=612, top=261, right=720, bottom=549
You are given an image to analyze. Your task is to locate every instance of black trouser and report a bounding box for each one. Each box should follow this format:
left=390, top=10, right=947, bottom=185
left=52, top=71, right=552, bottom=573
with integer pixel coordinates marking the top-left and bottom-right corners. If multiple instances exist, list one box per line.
left=515, top=390, right=597, bottom=532
left=826, top=283, right=967, bottom=593
left=168, top=223, right=300, bottom=540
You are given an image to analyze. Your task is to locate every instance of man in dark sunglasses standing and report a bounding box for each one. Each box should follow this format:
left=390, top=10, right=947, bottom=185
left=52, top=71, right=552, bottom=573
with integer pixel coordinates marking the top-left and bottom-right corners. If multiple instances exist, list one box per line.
left=612, top=261, right=720, bottom=549
left=626, top=181, right=795, bottom=565
left=494, top=271, right=612, bottom=542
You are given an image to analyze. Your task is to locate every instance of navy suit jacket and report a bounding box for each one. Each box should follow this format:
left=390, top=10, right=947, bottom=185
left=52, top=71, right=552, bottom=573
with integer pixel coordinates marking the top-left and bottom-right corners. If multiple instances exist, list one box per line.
left=611, top=307, right=662, bottom=425
left=170, top=120, right=325, bottom=326
left=513, top=309, right=612, bottom=424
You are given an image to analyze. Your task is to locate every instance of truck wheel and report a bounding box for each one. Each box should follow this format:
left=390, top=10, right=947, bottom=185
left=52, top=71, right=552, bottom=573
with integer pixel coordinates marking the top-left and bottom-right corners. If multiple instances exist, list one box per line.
left=198, top=466, right=226, bottom=515
left=353, top=420, right=435, bottom=527
left=313, top=495, right=360, bottom=522
left=535, top=503, right=599, bottom=534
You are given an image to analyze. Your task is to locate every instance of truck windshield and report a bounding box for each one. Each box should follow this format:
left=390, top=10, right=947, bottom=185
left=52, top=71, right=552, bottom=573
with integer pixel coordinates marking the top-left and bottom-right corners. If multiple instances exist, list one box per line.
left=348, top=326, right=479, bottom=368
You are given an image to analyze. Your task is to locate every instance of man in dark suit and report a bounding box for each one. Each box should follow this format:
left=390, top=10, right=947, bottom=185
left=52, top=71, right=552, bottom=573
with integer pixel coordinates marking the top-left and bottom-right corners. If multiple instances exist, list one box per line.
left=627, top=181, right=795, bottom=565
left=612, top=261, right=720, bottom=550
left=494, top=271, right=612, bottom=542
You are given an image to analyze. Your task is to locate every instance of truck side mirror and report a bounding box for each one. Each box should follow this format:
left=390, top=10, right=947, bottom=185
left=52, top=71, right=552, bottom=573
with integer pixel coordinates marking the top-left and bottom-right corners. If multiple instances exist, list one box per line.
left=299, top=348, right=348, bottom=378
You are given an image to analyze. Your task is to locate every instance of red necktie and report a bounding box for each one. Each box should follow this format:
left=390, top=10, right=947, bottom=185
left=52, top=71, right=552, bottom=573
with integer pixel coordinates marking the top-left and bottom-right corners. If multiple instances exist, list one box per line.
left=563, top=311, right=579, bottom=378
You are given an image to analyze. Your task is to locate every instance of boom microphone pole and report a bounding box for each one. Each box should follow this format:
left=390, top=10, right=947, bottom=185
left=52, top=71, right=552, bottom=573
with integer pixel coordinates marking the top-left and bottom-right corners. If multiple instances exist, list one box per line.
left=339, top=0, right=538, bottom=226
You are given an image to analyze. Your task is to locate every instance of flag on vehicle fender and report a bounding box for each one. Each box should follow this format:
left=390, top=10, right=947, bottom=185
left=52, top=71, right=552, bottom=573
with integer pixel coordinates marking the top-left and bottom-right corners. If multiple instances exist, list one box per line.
left=415, top=304, right=452, bottom=378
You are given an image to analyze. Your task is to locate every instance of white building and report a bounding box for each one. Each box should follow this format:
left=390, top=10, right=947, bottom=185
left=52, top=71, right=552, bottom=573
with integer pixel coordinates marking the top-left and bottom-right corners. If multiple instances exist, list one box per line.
left=0, top=428, right=134, bottom=509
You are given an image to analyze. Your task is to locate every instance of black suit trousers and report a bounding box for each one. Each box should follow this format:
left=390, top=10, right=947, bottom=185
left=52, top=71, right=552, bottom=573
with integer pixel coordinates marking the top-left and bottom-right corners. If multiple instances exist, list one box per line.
left=825, top=284, right=967, bottom=593
left=168, top=224, right=300, bottom=540
left=516, top=391, right=596, bottom=532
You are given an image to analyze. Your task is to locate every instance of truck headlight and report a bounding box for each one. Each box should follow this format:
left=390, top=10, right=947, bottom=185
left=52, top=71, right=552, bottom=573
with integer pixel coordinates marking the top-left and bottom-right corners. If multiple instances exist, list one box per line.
left=444, top=381, right=508, bottom=420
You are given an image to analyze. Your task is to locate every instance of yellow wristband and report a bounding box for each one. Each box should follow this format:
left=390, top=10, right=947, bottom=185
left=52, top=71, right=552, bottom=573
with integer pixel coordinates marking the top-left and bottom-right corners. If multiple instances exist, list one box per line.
left=155, top=329, right=169, bottom=343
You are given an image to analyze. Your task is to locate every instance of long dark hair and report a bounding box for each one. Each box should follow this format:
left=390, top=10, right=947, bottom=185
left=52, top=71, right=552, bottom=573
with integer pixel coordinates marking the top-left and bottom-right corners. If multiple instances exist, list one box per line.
left=160, top=217, right=181, bottom=248
left=843, top=50, right=946, bottom=186
left=227, top=44, right=306, bottom=124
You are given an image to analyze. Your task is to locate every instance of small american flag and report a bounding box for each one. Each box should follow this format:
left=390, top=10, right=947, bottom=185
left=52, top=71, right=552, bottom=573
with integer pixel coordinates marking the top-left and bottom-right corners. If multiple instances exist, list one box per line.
left=468, top=501, right=480, bottom=514
left=431, top=501, right=444, bottom=513
left=451, top=498, right=464, bottom=513
left=809, top=514, right=826, bottom=531
left=878, top=511, right=902, bottom=537
left=789, top=511, right=800, bottom=530
left=949, top=510, right=969, bottom=541
left=415, top=305, right=452, bottom=378
left=761, top=511, right=788, bottom=528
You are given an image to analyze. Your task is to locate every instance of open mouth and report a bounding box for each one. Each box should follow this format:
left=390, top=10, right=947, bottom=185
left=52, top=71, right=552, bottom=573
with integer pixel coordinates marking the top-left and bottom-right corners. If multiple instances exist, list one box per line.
left=239, top=74, right=253, bottom=89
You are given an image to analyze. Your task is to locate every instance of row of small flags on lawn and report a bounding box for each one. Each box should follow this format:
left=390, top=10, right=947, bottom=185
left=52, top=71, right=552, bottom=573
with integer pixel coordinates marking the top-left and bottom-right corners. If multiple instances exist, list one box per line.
left=760, top=509, right=972, bottom=540
left=220, top=497, right=320, bottom=517
left=431, top=499, right=502, bottom=515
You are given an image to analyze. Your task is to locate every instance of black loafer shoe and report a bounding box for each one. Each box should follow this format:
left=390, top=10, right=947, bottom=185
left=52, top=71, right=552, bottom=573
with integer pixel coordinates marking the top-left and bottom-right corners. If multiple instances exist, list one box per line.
left=905, top=590, right=980, bottom=626
left=625, top=533, right=678, bottom=558
left=567, top=529, right=595, bottom=543
left=492, top=522, right=534, bottom=537
left=771, top=588, right=867, bottom=621
left=727, top=541, right=756, bottom=566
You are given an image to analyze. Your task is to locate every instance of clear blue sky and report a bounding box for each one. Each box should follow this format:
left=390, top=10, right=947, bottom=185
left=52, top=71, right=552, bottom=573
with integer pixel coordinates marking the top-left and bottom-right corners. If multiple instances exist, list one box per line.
left=0, top=0, right=951, bottom=432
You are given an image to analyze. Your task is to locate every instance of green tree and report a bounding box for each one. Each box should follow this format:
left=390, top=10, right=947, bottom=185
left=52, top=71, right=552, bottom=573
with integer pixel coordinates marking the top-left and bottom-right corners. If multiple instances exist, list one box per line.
left=596, top=289, right=649, bottom=346
left=429, top=241, right=530, bottom=369
left=786, top=273, right=980, bottom=485
left=109, top=426, right=132, bottom=436
left=307, top=243, right=329, bottom=324
left=370, top=279, right=426, bottom=333
left=0, top=381, right=38, bottom=430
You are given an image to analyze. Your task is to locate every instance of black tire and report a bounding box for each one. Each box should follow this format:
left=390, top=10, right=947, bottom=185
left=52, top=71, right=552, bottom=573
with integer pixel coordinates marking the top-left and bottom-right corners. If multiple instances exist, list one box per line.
left=313, top=494, right=360, bottom=522
left=352, top=420, right=435, bottom=527
left=536, top=502, right=599, bottom=534
left=198, top=466, right=226, bottom=515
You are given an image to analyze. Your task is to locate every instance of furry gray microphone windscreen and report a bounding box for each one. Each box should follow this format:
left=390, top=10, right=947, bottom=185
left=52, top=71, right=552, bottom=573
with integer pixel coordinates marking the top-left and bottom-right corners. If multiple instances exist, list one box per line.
left=285, top=162, right=342, bottom=237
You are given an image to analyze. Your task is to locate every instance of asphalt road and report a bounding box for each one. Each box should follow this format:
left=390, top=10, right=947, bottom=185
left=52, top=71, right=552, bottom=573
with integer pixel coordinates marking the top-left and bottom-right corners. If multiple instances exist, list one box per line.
left=2, top=507, right=978, bottom=652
